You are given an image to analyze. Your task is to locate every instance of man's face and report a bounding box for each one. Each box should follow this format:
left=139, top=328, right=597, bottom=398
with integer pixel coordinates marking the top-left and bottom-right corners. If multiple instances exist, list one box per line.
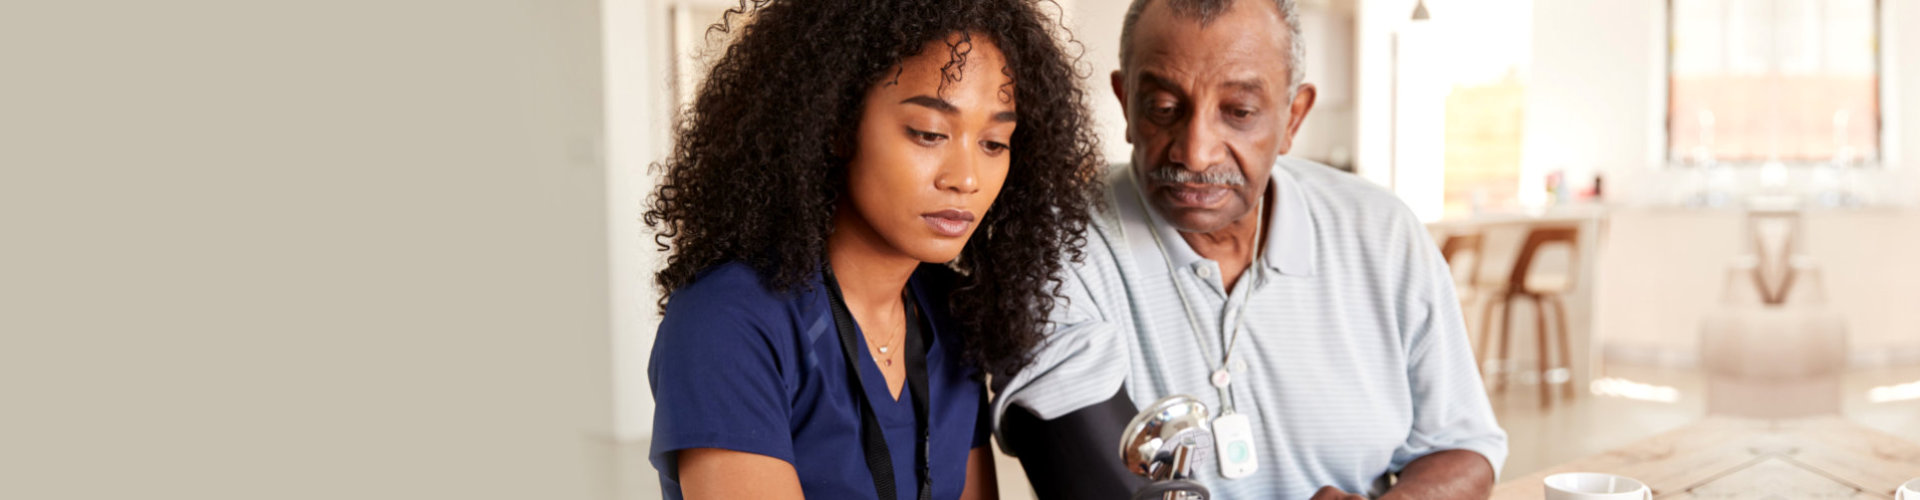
left=1115, top=0, right=1316, bottom=234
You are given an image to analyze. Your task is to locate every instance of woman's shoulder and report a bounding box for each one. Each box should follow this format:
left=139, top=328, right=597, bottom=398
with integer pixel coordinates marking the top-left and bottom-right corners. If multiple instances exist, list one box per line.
left=669, top=261, right=813, bottom=307
left=659, top=262, right=821, bottom=340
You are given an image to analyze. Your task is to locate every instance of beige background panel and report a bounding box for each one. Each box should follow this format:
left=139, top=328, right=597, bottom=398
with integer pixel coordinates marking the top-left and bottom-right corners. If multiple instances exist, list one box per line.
left=2, top=1, right=616, bottom=499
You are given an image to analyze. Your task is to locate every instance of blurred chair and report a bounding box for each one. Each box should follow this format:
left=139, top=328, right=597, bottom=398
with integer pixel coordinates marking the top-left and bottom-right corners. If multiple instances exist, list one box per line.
left=1745, top=208, right=1804, bottom=305
left=1699, top=209, right=1847, bottom=418
left=1477, top=226, right=1579, bottom=407
left=1439, top=232, right=1486, bottom=320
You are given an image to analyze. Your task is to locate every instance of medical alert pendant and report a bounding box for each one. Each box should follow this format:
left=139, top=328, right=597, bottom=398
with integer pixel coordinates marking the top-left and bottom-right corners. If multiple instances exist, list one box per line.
left=1210, top=368, right=1231, bottom=388
left=1213, top=412, right=1259, bottom=479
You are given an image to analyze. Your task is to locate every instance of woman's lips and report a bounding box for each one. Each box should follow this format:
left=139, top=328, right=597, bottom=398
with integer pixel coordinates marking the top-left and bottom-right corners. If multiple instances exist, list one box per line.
left=922, top=209, right=975, bottom=238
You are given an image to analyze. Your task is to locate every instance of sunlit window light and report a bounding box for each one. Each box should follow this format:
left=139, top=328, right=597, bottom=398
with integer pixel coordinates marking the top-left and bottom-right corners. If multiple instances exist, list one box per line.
left=1588, top=377, right=1681, bottom=403
left=1868, top=380, right=1920, bottom=403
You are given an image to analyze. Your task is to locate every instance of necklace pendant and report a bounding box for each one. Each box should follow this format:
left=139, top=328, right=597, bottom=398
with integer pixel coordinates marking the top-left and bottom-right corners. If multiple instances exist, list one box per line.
left=879, top=346, right=891, bottom=354
left=885, top=359, right=893, bottom=366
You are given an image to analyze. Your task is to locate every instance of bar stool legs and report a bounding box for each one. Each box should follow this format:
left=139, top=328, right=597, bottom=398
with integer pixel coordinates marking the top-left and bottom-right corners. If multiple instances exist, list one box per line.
left=1477, top=226, right=1580, bottom=407
left=1549, top=294, right=1574, bottom=401
left=1480, top=290, right=1577, bottom=406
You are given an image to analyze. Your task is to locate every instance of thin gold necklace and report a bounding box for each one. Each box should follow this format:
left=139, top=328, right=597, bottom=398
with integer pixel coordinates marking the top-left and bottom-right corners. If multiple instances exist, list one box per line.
left=863, top=290, right=911, bottom=364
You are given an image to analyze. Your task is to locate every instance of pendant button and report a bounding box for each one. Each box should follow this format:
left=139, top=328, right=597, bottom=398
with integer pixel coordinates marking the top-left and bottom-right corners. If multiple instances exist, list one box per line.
left=1210, top=368, right=1232, bottom=388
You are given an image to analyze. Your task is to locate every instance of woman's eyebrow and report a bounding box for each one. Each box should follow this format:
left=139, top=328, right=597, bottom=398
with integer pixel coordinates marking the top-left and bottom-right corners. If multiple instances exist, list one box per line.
left=902, top=95, right=1017, bottom=123
left=900, top=95, right=958, bottom=114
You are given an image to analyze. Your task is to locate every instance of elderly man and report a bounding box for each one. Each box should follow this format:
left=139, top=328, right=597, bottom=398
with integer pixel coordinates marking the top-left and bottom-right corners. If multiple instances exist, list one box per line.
left=992, top=0, right=1506, bottom=499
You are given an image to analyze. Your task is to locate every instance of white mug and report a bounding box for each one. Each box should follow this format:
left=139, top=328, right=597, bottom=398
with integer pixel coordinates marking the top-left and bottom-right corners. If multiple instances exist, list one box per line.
left=1897, top=478, right=1920, bottom=500
left=1544, top=472, right=1652, bottom=500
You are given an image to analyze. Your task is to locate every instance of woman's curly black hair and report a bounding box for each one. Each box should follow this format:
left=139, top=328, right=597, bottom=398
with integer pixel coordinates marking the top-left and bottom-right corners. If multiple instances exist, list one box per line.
left=645, top=0, right=1104, bottom=377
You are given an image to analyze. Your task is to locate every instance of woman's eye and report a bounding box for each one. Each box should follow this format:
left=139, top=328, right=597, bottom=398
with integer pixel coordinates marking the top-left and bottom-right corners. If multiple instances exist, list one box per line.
left=908, top=128, right=948, bottom=145
left=982, top=140, right=1010, bottom=155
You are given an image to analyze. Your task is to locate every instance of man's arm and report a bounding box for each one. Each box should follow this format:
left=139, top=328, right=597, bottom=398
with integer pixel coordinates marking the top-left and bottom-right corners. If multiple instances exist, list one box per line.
left=1307, top=449, right=1495, bottom=500
left=1320, top=209, right=1504, bottom=500
left=1379, top=449, right=1495, bottom=500
left=960, top=446, right=1000, bottom=500
left=999, top=387, right=1147, bottom=500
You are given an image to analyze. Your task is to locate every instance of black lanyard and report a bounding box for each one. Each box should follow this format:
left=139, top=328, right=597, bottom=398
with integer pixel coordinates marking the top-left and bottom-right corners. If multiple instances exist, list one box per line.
left=823, top=269, right=932, bottom=500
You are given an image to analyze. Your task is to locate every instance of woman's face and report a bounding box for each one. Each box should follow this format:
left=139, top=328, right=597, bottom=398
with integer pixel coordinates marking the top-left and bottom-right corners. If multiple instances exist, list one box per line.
left=843, top=33, right=1016, bottom=264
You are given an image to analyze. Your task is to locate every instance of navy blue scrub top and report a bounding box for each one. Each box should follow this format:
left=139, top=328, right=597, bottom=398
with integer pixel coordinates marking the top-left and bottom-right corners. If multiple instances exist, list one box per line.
left=649, top=262, right=989, bottom=500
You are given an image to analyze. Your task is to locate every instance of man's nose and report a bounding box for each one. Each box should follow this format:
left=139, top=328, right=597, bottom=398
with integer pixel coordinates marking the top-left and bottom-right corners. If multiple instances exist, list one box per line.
left=1166, top=113, right=1227, bottom=171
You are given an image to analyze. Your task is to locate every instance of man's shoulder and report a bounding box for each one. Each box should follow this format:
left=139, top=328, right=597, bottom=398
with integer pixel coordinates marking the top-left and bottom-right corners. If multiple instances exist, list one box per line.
left=1081, top=164, right=1133, bottom=247
left=1274, top=157, right=1407, bottom=217
left=1273, top=156, right=1427, bottom=240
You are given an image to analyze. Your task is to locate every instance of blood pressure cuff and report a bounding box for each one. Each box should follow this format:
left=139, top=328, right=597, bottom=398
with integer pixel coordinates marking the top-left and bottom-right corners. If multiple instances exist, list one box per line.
left=999, top=386, right=1147, bottom=500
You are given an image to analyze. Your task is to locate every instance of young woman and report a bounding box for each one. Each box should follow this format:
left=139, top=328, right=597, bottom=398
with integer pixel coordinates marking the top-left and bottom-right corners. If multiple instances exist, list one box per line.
left=643, top=1, right=1102, bottom=499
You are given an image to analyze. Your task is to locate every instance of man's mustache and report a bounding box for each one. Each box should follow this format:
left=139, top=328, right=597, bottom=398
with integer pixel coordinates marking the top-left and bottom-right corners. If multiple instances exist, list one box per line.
left=1145, top=166, right=1247, bottom=187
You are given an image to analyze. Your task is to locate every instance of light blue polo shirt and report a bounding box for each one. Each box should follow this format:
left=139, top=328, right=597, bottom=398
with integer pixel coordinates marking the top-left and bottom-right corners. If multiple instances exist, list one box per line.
left=994, top=157, right=1507, bottom=499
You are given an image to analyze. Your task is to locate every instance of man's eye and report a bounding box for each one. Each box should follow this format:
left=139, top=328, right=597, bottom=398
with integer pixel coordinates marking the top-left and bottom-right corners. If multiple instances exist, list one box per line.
left=1228, top=107, right=1256, bottom=119
left=1148, top=103, right=1181, bottom=124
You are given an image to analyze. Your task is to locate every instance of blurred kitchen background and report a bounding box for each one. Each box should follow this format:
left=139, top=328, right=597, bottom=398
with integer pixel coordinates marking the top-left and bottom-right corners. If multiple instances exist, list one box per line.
left=623, top=0, right=1920, bottom=497
left=8, top=0, right=1918, bottom=499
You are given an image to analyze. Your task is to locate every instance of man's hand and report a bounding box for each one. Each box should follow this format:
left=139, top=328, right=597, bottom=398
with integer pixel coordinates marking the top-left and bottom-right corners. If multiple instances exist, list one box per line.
left=1310, top=486, right=1367, bottom=500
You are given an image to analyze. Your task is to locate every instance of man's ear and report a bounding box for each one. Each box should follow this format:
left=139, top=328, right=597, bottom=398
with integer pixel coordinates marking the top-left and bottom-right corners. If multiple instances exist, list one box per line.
left=1279, top=83, right=1317, bottom=154
left=1111, top=70, right=1133, bottom=145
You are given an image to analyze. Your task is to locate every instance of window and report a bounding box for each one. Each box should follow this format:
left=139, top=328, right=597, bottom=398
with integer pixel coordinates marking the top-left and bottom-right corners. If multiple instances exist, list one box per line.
left=1668, top=0, right=1881, bottom=167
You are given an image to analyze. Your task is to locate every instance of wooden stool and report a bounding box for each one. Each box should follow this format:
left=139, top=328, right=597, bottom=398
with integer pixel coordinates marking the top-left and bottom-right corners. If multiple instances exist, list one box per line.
left=1440, top=233, right=1486, bottom=293
left=1478, top=226, right=1579, bottom=407
left=1440, top=232, right=1487, bottom=346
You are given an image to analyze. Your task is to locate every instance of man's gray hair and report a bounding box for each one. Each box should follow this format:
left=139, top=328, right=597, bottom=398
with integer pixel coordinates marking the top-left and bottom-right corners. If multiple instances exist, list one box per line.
left=1118, top=0, right=1305, bottom=90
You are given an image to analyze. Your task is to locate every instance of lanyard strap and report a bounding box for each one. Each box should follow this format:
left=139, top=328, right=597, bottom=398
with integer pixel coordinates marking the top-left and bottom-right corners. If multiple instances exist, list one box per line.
left=1132, top=185, right=1266, bottom=414
left=824, top=269, right=933, bottom=500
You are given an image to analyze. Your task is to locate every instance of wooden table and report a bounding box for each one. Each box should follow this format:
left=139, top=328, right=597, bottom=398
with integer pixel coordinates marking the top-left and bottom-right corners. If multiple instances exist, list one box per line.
left=1492, top=417, right=1920, bottom=499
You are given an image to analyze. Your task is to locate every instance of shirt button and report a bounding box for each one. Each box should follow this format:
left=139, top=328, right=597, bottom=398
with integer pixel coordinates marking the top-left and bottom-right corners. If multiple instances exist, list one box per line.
left=1196, top=266, right=1213, bottom=279
left=1233, top=359, right=1248, bottom=372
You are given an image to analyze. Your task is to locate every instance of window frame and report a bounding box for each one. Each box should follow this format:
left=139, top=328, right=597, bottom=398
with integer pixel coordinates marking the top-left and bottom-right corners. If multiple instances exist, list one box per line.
left=1663, top=0, right=1887, bottom=169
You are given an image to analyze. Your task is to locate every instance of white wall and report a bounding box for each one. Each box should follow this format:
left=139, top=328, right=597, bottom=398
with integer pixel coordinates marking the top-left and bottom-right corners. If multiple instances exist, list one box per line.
left=1895, top=0, right=1920, bottom=187
left=3, top=2, right=616, bottom=499
left=1292, top=1, right=1360, bottom=170
left=605, top=0, right=674, bottom=443
left=1059, top=0, right=1133, bottom=163
left=1355, top=0, right=1417, bottom=189
left=1521, top=0, right=1664, bottom=207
